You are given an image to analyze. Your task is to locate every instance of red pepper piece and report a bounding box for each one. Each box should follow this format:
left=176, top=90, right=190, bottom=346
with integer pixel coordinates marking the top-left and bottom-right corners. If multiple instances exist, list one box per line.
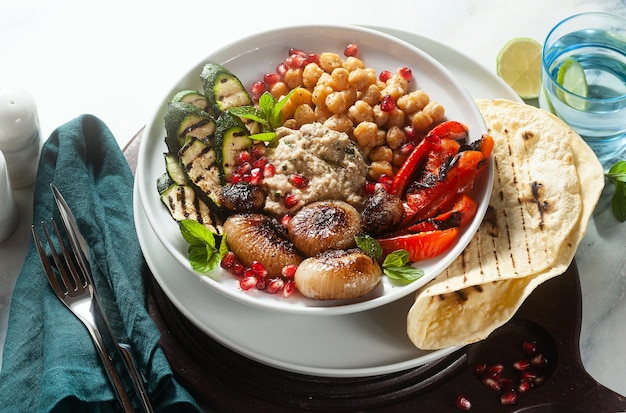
left=421, top=138, right=462, bottom=180
left=377, top=227, right=460, bottom=262
left=407, top=193, right=478, bottom=232
left=390, top=134, right=440, bottom=196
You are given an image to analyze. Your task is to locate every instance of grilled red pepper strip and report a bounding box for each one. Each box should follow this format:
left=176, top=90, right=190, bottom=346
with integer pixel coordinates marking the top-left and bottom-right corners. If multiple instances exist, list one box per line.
left=377, top=227, right=460, bottom=262
left=390, top=134, right=440, bottom=196
left=407, top=193, right=478, bottom=232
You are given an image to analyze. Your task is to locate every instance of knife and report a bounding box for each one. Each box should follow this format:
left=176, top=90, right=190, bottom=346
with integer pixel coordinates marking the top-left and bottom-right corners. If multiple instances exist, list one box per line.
left=51, top=183, right=154, bottom=413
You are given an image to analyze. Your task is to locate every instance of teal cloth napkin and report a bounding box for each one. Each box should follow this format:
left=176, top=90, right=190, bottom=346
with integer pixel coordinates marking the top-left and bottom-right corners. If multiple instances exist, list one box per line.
left=0, top=115, right=202, bottom=412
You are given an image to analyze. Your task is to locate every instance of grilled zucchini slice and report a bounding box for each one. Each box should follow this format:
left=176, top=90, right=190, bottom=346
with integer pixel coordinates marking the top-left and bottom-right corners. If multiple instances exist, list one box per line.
left=178, top=136, right=223, bottom=210
left=160, top=183, right=224, bottom=235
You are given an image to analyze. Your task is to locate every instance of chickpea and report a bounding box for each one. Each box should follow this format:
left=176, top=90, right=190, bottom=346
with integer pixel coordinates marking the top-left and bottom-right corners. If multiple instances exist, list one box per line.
left=312, top=85, right=333, bottom=108
left=368, top=161, right=393, bottom=180
left=385, top=108, right=406, bottom=129
left=326, top=91, right=349, bottom=114
left=323, top=113, right=353, bottom=133
left=319, top=52, right=344, bottom=73
left=314, top=105, right=333, bottom=123
left=348, top=68, right=376, bottom=91
left=281, top=98, right=296, bottom=120
left=290, top=88, right=313, bottom=106
left=329, top=67, right=350, bottom=91
left=270, top=81, right=289, bottom=99
left=375, top=129, right=387, bottom=147
left=342, top=56, right=365, bottom=71
left=368, top=145, right=393, bottom=163
left=385, top=126, right=406, bottom=149
left=392, top=151, right=409, bottom=167
left=424, top=101, right=446, bottom=124
left=397, top=90, right=430, bottom=114
left=372, top=104, right=389, bottom=127
left=409, top=110, right=434, bottom=132
left=348, top=100, right=373, bottom=124
left=360, top=83, right=382, bottom=106
left=353, top=121, right=378, bottom=149
left=284, top=68, right=304, bottom=90
left=302, top=63, right=324, bottom=89
left=294, top=104, right=316, bottom=127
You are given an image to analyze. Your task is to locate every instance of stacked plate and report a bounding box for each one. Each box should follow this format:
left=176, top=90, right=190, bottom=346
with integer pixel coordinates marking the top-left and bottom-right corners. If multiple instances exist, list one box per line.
left=133, top=24, right=519, bottom=377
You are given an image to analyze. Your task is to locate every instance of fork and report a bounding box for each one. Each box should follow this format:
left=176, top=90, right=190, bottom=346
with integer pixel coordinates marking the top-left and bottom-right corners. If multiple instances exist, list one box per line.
left=32, top=218, right=135, bottom=412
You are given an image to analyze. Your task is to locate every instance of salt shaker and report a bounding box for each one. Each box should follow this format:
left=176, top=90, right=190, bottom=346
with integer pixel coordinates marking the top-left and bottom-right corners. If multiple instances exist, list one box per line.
left=0, top=150, right=19, bottom=242
left=0, top=84, right=42, bottom=188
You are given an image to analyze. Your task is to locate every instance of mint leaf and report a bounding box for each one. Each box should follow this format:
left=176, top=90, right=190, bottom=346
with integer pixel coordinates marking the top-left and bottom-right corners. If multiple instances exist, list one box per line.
left=383, top=265, right=424, bottom=282
left=354, top=234, right=383, bottom=261
left=179, top=220, right=224, bottom=273
left=227, top=106, right=268, bottom=126
left=270, top=88, right=299, bottom=129
left=382, top=249, right=410, bottom=268
left=607, top=160, right=626, bottom=222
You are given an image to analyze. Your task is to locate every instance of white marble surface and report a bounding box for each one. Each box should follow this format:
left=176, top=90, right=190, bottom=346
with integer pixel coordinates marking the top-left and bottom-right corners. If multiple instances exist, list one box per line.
left=1, top=0, right=625, bottom=400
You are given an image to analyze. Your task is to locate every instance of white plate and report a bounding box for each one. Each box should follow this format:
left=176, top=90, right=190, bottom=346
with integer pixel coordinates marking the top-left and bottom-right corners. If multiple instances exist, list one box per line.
left=134, top=27, right=520, bottom=378
left=136, top=24, right=492, bottom=315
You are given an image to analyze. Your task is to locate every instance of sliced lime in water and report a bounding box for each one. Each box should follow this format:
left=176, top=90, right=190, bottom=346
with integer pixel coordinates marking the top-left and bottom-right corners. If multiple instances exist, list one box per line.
left=556, top=58, right=588, bottom=110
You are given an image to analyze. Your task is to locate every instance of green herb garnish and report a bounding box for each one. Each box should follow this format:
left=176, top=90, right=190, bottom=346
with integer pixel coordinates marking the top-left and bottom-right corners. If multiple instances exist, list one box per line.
left=179, top=219, right=228, bottom=273
left=355, top=234, right=424, bottom=283
left=607, top=160, right=626, bottom=222
left=227, top=89, right=299, bottom=142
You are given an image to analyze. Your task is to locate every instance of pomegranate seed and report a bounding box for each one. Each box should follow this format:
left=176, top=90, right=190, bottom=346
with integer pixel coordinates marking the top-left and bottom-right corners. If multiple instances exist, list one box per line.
left=472, top=363, right=487, bottom=377
left=282, top=264, right=298, bottom=279
left=404, top=125, right=417, bottom=141
left=281, top=214, right=292, bottom=228
left=379, top=70, right=393, bottom=83
left=530, top=354, right=547, bottom=367
left=522, top=340, right=538, bottom=355
left=344, top=43, right=359, bottom=57
left=289, top=173, right=309, bottom=188
left=220, top=251, right=236, bottom=269
left=252, top=156, right=267, bottom=169
left=498, top=377, right=514, bottom=390
left=266, top=277, right=285, bottom=294
left=380, top=95, right=396, bottom=112
left=251, top=81, right=267, bottom=100
left=500, top=389, right=518, bottom=405
left=518, top=380, right=533, bottom=393
left=249, top=168, right=263, bottom=185
left=283, top=193, right=299, bottom=209
left=255, top=277, right=266, bottom=290
left=398, top=66, right=412, bottom=80
left=482, top=377, right=501, bottom=391
left=236, top=161, right=252, bottom=175
left=251, top=145, right=266, bottom=158
left=250, top=261, right=268, bottom=278
left=377, top=174, right=393, bottom=187
left=263, top=72, right=281, bottom=87
left=230, top=174, right=242, bottom=184
left=485, top=364, right=504, bottom=380
left=306, top=53, right=320, bottom=65
left=243, top=267, right=256, bottom=279
left=513, top=359, right=530, bottom=371
left=237, top=151, right=251, bottom=165
left=232, top=262, right=245, bottom=277
left=263, top=163, right=276, bottom=178
left=364, top=181, right=377, bottom=195
left=276, top=62, right=288, bottom=76
left=454, top=394, right=472, bottom=410
left=400, top=141, right=416, bottom=155
left=285, top=53, right=306, bottom=69
left=533, top=376, right=546, bottom=386
left=283, top=280, right=296, bottom=298
left=521, top=370, right=537, bottom=381
left=239, top=276, right=257, bottom=290
left=289, top=48, right=308, bottom=58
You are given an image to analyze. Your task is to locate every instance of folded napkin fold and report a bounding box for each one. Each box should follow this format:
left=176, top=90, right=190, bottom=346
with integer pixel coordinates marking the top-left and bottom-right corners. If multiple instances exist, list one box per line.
left=0, top=115, right=201, bottom=412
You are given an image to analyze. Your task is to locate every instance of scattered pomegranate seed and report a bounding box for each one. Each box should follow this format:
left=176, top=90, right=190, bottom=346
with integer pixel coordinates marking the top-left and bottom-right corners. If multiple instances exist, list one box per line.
left=482, top=377, right=501, bottom=391
left=289, top=48, right=308, bottom=58
left=307, top=53, right=320, bottom=65
left=533, top=376, right=546, bottom=386
left=232, top=263, right=245, bottom=277
left=364, top=181, right=377, bottom=195
left=344, top=43, right=359, bottom=57
left=251, top=145, right=265, bottom=158
left=236, top=161, right=252, bottom=176
left=239, top=276, right=257, bottom=290
left=243, top=267, right=256, bottom=279
left=220, top=251, right=236, bottom=269
left=485, top=364, right=504, bottom=380
left=276, top=62, right=288, bottom=77
left=249, top=168, right=263, bottom=185
left=288, top=173, right=309, bottom=188
left=500, top=389, right=518, bottom=405
left=398, top=66, right=412, bottom=80
left=283, top=193, right=299, bottom=209
left=285, top=53, right=307, bottom=69
left=530, top=354, right=547, bottom=367
left=375, top=174, right=392, bottom=193
left=251, top=81, right=267, bottom=100
left=522, top=340, right=538, bottom=355
left=498, top=377, right=514, bottom=389
left=518, top=380, right=533, bottom=393
left=521, top=370, right=537, bottom=381
left=379, top=70, right=393, bottom=83
left=380, top=95, right=397, bottom=112
left=404, top=125, right=417, bottom=141
left=472, top=362, right=487, bottom=377
left=237, top=151, right=251, bottom=165
left=263, top=72, right=281, bottom=87
left=266, top=278, right=285, bottom=294
left=255, top=277, right=266, bottom=290
left=250, top=261, right=268, bottom=278
left=513, top=359, right=530, bottom=371
left=400, top=141, right=416, bottom=155
left=283, top=280, right=296, bottom=298
left=282, top=264, right=298, bottom=279
left=454, top=394, right=472, bottom=410
left=281, top=214, right=292, bottom=228
left=263, top=163, right=276, bottom=178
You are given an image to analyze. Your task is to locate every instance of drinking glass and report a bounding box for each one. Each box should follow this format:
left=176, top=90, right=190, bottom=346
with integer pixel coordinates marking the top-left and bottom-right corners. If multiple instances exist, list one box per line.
left=538, top=12, right=626, bottom=168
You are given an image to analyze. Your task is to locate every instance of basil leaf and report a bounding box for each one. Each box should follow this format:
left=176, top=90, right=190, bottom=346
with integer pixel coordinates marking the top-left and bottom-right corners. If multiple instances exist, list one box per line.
left=354, top=234, right=382, bottom=261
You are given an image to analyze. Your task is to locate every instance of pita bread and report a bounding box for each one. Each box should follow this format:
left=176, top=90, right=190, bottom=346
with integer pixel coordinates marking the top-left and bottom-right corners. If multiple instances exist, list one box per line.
left=407, top=99, right=604, bottom=350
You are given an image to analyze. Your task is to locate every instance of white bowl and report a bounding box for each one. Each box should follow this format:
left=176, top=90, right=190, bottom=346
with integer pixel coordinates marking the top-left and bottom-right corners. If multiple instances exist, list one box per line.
left=136, top=24, right=492, bottom=316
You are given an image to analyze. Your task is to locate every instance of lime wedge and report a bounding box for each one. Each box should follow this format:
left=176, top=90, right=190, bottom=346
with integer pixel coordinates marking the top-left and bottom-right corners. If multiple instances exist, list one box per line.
left=556, top=58, right=588, bottom=110
left=496, top=38, right=542, bottom=99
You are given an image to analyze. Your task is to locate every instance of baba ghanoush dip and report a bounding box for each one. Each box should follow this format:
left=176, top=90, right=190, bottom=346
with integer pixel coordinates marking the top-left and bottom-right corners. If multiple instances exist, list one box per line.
left=263, top=122, right=368, bottom=216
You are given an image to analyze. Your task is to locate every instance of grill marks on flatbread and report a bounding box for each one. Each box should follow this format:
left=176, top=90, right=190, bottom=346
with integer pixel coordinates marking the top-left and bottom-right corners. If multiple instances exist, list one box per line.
left=407, top=99, right=604, bottom=350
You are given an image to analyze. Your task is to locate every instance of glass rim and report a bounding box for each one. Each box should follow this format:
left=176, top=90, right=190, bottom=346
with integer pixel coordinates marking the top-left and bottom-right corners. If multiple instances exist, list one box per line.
left=541, top=11, right=626, bottom=103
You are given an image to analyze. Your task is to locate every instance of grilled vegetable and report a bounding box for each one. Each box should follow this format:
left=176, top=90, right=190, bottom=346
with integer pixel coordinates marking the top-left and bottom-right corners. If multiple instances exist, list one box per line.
left=164, top=101, right=215, bottom=153
left=201, top=63, right=252, bottom=115
left=164, top=152, right=189, bottom=186
left=160, top=183, right=224, bottom=235
left=215, top=112, right=252, bottom=184
left=178, top=136, right=223, bottom=211
left=171, top=89, right=208, bottom=111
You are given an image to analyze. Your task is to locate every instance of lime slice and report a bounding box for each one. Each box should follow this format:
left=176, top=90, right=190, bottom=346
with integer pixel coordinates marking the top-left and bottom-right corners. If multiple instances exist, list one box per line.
left=496, top=37, right=542, bottom=99
left=556, top=57, right=588, bottom=110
